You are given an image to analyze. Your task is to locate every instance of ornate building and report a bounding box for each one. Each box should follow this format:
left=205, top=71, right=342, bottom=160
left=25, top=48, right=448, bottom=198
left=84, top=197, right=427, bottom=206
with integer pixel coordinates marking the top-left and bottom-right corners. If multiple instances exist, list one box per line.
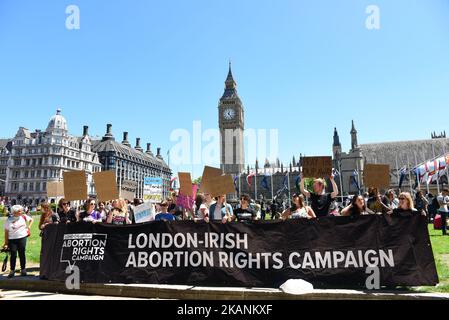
left=92, top=125, right=172, bottom=200
left=333, top=121, right=449, bottom=195
left=219, top=63, right=245, bottom=176
left=0, top=139, right=12, bottom=197
left=5, top=109, right=102, bottom=205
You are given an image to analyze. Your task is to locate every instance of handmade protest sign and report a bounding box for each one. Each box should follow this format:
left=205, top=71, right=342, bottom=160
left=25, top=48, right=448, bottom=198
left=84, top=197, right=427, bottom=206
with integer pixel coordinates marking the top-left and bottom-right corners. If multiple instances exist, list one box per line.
left=120, top=190, right=135, bottom=202
left=177, top=184, right=198, bottom=210
left=47, top=181, right=65, bottom=198
left=200, top=166, right=223, bottom=194
left=63, top=170, right=87, bottom=201
left=302, top=157, right=333, bottom=178
left=143, top=177, right=163, bottom=203
left=207, top=174, right=235, bottom=197
left=133, top=202, right=156, bottom=224
left=93, top=171, right=119, bottom=202
left=364, top=164, right=390, bottom=189
left=178, top=172, right=193, bottom=197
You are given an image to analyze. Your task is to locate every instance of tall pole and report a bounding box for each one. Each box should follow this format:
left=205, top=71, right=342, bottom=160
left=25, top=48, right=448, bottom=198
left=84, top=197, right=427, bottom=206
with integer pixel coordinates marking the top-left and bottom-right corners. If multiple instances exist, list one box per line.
left=432, top=144, right=440, bottom=194
left=407, top=153, right=413, bottom=194
left=356, top=160, right=361, bottom=193
left=254, top=169, right=258, bottom=201
left=444, top=144, right=449, bottom=189
left=395, top=155, right=400, bottom=192
left=287, top=170, right=291, bottom=207
left=270, top=170, right=274, bottom=201
left=414, top=152, right=421, bottom=190
left=338, top=159, right=344, bottom=204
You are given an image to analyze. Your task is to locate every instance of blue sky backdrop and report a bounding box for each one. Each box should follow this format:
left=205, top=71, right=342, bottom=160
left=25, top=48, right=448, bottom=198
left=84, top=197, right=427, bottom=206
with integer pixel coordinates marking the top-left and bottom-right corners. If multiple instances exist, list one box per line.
left=1, top=0, right=449, bottom=177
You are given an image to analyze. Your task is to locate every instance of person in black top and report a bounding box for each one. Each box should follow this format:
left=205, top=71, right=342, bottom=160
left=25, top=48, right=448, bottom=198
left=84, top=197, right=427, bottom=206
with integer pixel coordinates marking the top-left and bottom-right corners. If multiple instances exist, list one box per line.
left=341, top=195, right=375, bottom=217
left=57, top=198, right=77, bottom=224
left=389, top=192, right=421, bottom=217
left=300, top=172, right=339, bottom=218
left=168, top=192, right=185, bottom=221
left=232, top=194, right=257, bottom=222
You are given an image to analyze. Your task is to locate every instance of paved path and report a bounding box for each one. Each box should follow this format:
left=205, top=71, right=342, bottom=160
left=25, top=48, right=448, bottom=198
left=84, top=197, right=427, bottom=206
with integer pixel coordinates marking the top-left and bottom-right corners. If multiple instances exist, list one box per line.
left=0, top=289, right=145, bottom=300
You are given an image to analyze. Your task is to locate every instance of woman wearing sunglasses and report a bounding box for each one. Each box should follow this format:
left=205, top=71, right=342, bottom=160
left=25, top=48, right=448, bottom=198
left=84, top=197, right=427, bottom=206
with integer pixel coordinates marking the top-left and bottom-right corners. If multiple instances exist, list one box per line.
left=57, top=198, right=77, bottom=224
left=389, top=192, right=421, bottom=217
left=78, top=198, right=102, bottom=223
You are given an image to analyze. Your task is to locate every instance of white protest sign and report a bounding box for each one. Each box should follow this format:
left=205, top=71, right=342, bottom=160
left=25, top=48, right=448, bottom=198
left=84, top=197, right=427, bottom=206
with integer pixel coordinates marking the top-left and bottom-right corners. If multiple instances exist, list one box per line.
left=134, top=202, right=156, bottom=224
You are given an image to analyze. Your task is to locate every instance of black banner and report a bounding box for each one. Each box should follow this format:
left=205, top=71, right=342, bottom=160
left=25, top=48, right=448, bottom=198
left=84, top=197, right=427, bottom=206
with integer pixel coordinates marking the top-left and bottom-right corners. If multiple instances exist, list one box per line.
left=40, top=215, right=439, bottom=288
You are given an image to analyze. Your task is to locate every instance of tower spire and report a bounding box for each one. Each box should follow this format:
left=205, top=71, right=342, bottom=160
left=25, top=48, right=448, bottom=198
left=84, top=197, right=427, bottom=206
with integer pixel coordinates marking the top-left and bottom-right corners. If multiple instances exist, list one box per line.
left=350, top=120, right=358, bottom=151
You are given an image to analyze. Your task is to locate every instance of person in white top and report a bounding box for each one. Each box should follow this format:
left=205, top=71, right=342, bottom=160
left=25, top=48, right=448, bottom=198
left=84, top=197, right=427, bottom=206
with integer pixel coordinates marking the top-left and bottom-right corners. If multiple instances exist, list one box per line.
left=194, top=193, right=209, bottom=222
left=3, top=205, right=34, bottom=278
left=282, top=194, right=316, bottom=220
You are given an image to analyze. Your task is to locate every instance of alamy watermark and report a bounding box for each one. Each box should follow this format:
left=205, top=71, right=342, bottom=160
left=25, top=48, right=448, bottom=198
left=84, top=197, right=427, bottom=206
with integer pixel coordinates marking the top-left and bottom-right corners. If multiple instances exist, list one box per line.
left=66, top=5, right=80, bottom=30
left=365, top=5, right=380, bottom=30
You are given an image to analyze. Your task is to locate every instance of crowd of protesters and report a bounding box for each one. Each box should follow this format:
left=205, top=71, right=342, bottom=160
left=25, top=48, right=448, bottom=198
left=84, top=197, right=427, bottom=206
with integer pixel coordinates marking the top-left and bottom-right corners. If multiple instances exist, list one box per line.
left=2, top=174, right=448, bottom=278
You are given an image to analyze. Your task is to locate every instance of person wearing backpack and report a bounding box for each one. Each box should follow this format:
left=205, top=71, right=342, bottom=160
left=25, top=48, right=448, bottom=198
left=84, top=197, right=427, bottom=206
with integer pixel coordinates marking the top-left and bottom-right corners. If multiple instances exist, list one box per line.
left=2, top=205, right=33, bottom=278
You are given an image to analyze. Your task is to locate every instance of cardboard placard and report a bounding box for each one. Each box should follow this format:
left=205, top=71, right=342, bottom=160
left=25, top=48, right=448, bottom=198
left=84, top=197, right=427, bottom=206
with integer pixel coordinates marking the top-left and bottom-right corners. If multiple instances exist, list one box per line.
left=47, top=181, right=65, bottom=198
left=364, top=164, right=391, bottom=189
left=178, top=172, right=193, bottom=197
left=134, top=202, right=156, bottom=224
left=63, top=170, right=87, bottom=201
left=200, top=166, right=223, bottom=194
left=120, top=190, right=136, bottom=202
left=176, top=184, right=198, bottom=210
left=302, top=156, right=333, bottom=178
left=207, top=174, right=235, bottom=198
left=93, top=171, right=119, bottom=202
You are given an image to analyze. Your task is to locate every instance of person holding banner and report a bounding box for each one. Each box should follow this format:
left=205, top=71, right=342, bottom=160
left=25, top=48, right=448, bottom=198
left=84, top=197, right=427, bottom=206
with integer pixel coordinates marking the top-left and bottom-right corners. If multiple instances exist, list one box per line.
left=208, top=195, right=233, bottom=224
left=78, top=199, right=102, bottom=224
left=390, top=192, right=420, bottom=217
left=57, top=199, right=77, bottom=224
left=300, top=173, right=339, bottom=218
left=341, top=195, right=375, bottom=217
left=3, top=205, right=33, bottom=278
left=194, top=193, right=209, bottom=222
left=155, top=200, right=176, bottom=221
left=367, top=188, right=390, bottom=214
left=106, top=199, right=132, bottom=225
left=39, top=203, right=60, bottom=230
left=232, top=194, right=258, bottom=222
left=282, top=194, right=316, bottom=220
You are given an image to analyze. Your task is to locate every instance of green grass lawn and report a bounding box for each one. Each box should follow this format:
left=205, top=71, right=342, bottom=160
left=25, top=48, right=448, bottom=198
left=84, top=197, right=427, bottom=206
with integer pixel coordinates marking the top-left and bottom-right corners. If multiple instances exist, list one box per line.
left=0, top=217, right=448, bottom=292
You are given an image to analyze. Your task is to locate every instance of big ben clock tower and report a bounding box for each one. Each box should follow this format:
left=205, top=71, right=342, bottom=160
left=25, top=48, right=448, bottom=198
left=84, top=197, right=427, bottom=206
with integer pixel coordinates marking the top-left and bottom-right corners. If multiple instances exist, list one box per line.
left=219, top=63, right=245, bottom=175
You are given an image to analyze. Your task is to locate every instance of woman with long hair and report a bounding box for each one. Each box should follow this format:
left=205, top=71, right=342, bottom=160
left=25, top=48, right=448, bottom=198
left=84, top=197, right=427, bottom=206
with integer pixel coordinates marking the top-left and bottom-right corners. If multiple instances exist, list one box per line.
left=390, top=192, right=420, bottom=217
left=282, top=194, right=316, bottom=220
left=341, top=195, right=375, bottom=216
left=39, top=202, right=60, bottom=230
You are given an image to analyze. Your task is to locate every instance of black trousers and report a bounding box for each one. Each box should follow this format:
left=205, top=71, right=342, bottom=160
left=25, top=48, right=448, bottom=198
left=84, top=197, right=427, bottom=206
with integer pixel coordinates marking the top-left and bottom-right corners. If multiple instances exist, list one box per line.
left=441, top=211, right=448, bottom=235
left=9, top=237, right=27, bottom=271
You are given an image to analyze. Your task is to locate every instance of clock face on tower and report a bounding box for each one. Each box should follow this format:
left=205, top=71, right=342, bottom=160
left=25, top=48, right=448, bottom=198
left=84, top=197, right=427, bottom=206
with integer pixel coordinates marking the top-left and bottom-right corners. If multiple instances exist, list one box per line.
left=223, top=108, right=236, bottom=120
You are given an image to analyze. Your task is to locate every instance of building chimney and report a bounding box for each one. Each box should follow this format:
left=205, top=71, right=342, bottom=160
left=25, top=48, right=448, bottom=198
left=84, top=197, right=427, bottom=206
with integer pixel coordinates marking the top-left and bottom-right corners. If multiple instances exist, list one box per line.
left=102, top=124, right=115, bottom=141
left=122, top=132, right=131, bottom=147
left=156, top=147, right=162, bottom=159
left=83, top=126, right=89, bottom=136
left=135, top=138, right=143, bottom=152
left=146, top=143, right=153, bottom=155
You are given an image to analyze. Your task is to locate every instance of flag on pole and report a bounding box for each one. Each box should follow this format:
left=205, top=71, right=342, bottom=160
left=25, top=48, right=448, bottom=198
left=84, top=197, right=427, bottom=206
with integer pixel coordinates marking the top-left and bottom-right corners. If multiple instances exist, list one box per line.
left=234, top=175, right=240, bottom=193
left=261, top=174, right=270, bottom=191
left=351, top=170, right=361, bottom=192
left=282, top=172, right=289, bottom=190
left=398, top=166, right=407, bottom=189
left=332, top=168, right=340, bottom=177
left=295, top=175, right=301, bottom=193
left=170, top=177, right=178, bottom=190
left=247, top=172, right=255, bottom=186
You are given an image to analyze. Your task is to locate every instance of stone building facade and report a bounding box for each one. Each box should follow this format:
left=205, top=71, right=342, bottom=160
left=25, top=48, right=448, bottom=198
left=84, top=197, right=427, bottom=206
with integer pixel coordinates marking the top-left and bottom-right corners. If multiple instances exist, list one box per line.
left=333, top=121, right=449, bottom=195
left=92, top=124, right=172, bottom=200
left=0, top=139, right=12, bottom=197
left=4, top=109, right=102, bottom=205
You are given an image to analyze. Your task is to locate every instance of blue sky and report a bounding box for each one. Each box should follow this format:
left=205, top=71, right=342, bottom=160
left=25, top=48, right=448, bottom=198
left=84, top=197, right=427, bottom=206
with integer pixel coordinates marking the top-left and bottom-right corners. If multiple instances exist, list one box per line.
left=1, top=0, right=449, bottom=178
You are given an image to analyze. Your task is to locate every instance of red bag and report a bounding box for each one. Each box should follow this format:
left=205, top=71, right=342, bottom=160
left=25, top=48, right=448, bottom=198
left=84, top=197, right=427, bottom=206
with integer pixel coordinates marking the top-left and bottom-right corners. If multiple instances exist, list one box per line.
left=21, top=215, right=31, bottom=237
left=434, top=214, right=442, bottom=230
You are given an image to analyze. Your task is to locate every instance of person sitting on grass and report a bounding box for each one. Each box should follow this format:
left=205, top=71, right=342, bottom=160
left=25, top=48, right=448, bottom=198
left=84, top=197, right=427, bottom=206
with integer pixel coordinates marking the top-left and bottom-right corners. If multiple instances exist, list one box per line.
left=3, top=205, right=33, bottom=278
left=155, top=200, right=176, bottom=222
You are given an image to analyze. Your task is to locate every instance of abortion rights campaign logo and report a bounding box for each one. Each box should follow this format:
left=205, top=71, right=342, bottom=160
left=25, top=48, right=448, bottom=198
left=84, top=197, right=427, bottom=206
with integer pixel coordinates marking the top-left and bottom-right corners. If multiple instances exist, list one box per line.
left=61, top=233, right=108, bottom=270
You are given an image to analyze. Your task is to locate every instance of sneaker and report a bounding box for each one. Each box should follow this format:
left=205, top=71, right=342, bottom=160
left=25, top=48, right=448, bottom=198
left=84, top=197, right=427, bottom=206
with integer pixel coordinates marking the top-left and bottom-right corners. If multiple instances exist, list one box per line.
left=20, top=270, right=27, bottom=277
left=7, top=271, right=15, bottom=278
